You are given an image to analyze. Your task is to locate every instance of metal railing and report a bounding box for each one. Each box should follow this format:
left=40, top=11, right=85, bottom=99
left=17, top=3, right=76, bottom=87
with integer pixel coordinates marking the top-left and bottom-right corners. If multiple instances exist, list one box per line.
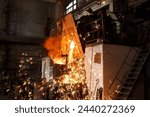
left=107, top=46, right=139, bottom=98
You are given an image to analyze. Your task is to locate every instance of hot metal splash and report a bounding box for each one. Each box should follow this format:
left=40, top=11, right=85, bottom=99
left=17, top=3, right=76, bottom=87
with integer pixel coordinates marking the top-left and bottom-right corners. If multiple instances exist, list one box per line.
left=44, top=14, right=89, bottom=100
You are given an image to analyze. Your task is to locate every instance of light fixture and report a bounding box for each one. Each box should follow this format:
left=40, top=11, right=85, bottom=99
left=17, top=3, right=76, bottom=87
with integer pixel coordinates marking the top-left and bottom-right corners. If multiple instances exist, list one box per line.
left=101, top=0, right=106, bottom=5
left=97, top=0, right=106, bottom=5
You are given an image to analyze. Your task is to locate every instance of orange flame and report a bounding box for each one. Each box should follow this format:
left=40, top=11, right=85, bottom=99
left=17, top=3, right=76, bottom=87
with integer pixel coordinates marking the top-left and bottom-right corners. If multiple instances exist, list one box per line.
left=68, top=41, right=75, bottom=64
left=44, top=14, right=83, bottom=65
left=44, top=36, right=66, bottom=64
left=70, top=40, right=75, bottom=49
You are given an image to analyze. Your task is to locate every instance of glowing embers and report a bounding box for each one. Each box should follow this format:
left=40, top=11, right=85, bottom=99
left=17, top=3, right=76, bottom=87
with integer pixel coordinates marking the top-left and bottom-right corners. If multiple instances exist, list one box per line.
left=44, top=37, right=88, bottom=99
left=61, top=58, right=85, bottom=84
left=33, top=78, right=47, bottom=100
left=15, top=78, right=34, bottom=100
left=43, top=14, right=88, bottom=99
left=49, top=81, right=88, bottom=100
left=48, top=58, right=89, bottom=100
left=15, top=52, right=34, bottom=100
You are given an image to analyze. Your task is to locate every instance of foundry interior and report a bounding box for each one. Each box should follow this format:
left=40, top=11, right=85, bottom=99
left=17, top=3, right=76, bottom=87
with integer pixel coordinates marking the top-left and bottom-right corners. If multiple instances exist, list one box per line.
left=0, top=0, right=150, bottom=100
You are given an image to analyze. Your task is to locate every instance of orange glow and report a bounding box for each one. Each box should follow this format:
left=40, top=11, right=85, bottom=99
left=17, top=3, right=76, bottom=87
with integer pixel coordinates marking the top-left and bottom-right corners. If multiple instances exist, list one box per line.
left=59, top=58, right=86, bottom=84
left=53, top=57, right=66, bottom=65
left=42, top=14, right=88, bottom=100
left=44, top=36, right=61, bottom=58
left=43, top=14, right=87, bottom=90
left=44, top=14, right=83, bottom=65
left=68, top=41, right=75, bottom=64
left=70, top=41, right=75, bottom=49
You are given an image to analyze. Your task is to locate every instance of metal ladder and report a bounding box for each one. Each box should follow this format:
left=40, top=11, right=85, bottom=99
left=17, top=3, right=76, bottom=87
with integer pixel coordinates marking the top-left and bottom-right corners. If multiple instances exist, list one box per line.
left=116, top=43, right=150, bottom=99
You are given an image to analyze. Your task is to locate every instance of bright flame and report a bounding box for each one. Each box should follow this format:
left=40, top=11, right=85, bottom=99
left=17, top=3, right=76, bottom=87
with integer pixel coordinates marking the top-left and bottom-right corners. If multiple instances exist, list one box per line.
left=68, top=41, right=75, bottom=64
left=44, top=14, right=83, bottom=65
left=70, top=41, right=75, bottom=49
left=53, top=57, right=66, bottom=65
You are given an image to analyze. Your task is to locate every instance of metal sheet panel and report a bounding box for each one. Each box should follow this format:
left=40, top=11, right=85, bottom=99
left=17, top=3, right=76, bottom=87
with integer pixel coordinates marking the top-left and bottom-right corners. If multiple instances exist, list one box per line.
left=85, top=44, right=103, bottom=99
left=41, top=57, right=53, bottom=82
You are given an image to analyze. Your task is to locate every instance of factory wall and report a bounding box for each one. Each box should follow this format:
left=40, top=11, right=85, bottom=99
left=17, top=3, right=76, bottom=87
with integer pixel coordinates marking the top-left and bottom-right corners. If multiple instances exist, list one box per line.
left=0, top=0, right=65, bottom=39
left=7, top=0, right=50, bottom=38
left=0, top=44, right=45, bottom=80
left=0, top=44, right=46, bottom=100
left=103, top=44, right=139, bottom=99
left=0, top=0, right=5, bottom=32
left=84, top=44, right=144, bottom=100
left=85, top=44, right=103, bottom=100
left=54, top=0, right=64, bottom=20
left=0, top=45, right=5, bottom=68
